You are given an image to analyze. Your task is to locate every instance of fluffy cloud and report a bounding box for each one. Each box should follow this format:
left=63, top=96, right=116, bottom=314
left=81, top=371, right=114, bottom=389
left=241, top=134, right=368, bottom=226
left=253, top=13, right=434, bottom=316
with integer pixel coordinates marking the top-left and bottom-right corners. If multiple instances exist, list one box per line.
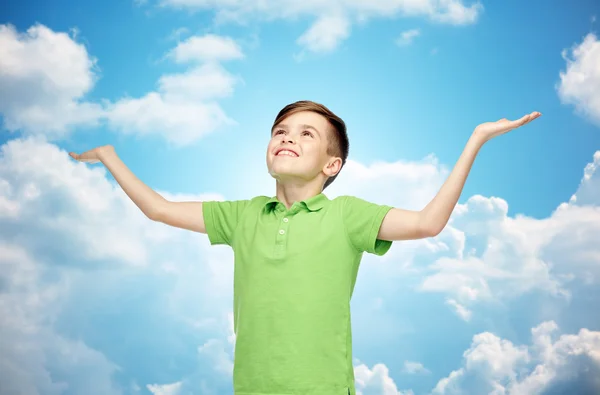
left=445, top=298, right=472, bottom=321
left=568, top=150, right=600, bottom=206
left=354, top=362, right=415, bottom=395
left=557, top=33, right=600, bottom=126
left=432, top=321, right=600, bottom=395
left=154, top=0, right=483, bottom=53
left=105, top=34, right=243, bottom=146
left=0, top=137, right=236, bottom=393
left=418, top=193, right=569, bottom=306
left=0, top=24, right=243, bottom=146
left=0, top=24, right=103, bottom=137
left=168, top=34, right=243, bottom=63
left=401, top=361, right=430, bottom=375
left=328, top=155, right=451, bottom=211
left=396, top=29, right=420, bottom=46
left=147, top=381, right=182, bottom=395
left=0, top=137, right=139, bottom=392
left=0, top=136, right=161, bottom=266
left=296, top=14, right=351, bottom=54
left=423, top=181, right=600, bottom=312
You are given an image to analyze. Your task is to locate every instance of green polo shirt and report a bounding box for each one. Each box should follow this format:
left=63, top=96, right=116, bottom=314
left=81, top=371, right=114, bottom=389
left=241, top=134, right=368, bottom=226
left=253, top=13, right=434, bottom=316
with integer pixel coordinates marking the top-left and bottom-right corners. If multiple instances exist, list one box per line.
left=202, top=193, right=393, bottom=395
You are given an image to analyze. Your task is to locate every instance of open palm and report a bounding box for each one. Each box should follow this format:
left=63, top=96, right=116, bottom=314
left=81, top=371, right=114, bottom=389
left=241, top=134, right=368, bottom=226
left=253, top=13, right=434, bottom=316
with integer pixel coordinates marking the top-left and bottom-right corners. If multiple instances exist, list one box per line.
left=475, top=111, right=542, bottom=142
left=69, top=145, right=114, bottom=164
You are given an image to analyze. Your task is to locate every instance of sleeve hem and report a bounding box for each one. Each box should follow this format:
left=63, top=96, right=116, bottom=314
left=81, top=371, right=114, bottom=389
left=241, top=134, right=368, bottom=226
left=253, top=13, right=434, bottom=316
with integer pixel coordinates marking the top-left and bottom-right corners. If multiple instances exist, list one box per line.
left=203, top=201, right=226, bottom=245
left=366, top=205, right=393, bottom=256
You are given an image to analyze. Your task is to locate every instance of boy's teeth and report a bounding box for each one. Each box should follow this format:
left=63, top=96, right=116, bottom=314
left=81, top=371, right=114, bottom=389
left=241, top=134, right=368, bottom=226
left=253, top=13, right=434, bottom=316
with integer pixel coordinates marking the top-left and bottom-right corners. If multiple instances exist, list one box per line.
left=278, top=150, right=297, bottom=157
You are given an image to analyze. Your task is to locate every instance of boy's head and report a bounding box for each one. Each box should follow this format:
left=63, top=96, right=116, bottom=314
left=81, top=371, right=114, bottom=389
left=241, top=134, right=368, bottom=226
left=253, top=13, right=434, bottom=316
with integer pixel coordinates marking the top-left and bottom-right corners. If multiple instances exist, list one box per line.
left=266, top=100, right=349, bottom=191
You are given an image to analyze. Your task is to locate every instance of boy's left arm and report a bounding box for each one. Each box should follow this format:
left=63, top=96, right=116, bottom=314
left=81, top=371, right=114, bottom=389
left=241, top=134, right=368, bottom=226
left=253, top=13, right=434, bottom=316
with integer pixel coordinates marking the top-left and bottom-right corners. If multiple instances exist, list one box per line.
left=378, top=111, right=542, bottom=241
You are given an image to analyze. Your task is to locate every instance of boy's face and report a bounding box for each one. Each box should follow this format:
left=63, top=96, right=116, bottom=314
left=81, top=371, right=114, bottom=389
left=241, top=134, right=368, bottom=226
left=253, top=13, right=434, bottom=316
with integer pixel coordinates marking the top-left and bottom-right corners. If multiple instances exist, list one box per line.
left=266, top=111, right=340, bottom=186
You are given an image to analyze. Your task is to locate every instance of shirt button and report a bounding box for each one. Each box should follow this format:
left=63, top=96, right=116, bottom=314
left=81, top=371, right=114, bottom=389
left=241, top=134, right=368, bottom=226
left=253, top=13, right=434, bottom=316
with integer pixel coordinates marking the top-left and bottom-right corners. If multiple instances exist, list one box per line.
left=283, top=218, right=289, bottom=222
left=279, top=229, right=285, bottom=235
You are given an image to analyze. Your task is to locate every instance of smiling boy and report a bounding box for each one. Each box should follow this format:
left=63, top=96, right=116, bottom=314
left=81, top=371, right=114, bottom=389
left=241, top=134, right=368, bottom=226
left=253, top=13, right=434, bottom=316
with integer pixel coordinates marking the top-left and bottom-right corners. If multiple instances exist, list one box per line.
left=70, top=100, right=540, bottom=395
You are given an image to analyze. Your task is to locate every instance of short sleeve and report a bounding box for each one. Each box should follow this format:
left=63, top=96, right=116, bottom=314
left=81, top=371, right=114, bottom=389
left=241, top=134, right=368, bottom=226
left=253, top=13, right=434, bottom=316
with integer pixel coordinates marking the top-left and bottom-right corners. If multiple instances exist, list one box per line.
left=202, top=199, right=251, bottom=246
left=342, top=195, right=393, bottom=255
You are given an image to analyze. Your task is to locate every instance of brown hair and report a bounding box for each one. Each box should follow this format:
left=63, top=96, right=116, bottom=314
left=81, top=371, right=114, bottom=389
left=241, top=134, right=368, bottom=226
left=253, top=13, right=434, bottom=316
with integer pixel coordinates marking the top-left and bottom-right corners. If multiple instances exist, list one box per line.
left=272, top=100, right=349, bottom=190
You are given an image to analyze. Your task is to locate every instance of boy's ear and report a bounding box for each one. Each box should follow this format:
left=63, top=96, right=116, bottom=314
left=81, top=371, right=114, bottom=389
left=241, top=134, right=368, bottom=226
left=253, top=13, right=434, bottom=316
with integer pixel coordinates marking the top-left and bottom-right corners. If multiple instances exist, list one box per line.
left=324, top=157, right=343, bottom=177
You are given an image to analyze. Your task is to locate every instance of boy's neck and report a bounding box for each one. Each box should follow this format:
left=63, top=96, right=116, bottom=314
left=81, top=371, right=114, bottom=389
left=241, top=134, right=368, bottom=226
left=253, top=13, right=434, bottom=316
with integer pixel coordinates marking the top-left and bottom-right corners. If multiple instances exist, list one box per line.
left=275, top=180, right=324, bottom=210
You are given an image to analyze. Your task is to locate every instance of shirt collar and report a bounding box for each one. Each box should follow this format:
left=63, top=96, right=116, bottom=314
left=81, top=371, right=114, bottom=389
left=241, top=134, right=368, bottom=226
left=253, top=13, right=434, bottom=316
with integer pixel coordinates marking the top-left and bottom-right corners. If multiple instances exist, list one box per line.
left=264, top=193, right=329, bottom=213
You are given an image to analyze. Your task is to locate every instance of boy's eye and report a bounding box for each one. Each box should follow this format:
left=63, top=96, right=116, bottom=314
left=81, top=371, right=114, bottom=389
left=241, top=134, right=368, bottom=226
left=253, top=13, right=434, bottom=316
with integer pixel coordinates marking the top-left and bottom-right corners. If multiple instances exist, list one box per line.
left=272, top=129, right=312, bottom=137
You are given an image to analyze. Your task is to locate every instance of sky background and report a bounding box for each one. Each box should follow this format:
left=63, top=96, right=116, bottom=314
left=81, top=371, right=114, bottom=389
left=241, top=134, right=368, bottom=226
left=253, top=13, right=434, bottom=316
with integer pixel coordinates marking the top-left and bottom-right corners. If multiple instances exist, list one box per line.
left=1, top=0, right=600, bottom=394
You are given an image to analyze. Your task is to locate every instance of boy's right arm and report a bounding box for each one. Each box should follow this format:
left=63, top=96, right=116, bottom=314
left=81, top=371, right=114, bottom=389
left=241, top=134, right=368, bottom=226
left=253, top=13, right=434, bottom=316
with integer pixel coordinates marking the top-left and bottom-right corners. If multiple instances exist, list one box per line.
left=70, top=145, right=207, bottom=234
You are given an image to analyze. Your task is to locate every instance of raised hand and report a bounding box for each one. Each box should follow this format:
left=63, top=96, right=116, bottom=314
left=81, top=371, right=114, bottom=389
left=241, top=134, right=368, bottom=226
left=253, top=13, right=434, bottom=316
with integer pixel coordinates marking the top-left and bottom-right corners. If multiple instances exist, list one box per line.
left=474, top=111, right=542, bottom=143
left=69, top=145, right=114, bottom=164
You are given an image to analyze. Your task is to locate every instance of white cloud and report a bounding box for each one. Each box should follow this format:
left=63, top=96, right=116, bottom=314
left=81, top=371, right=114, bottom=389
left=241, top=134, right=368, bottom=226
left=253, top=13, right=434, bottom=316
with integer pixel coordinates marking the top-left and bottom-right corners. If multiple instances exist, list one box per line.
left=433, top=321, right=600, bottom=395
left=154, top=0, right=483, bottom=53
left=0, top=24, right=243, bottom=146
left=106, top=34, right=243, bottom=146
left=0, top=137, right=152, bottom=393
left=401, top=360, right=430, bottom=374
left=106, top=92, right=234, bottom=146
left=557, top=33, right=600, bottom=126
left=418, top=193, right=568, bottom=302
left=147, top=381, right=182, bottom=395
left=158, top=63, right=239, bottom=101
left=327, top=155, right=451, bottom=211
left=0, top=136, right=238, bottom=392
left=0, top=138, right=145, bottom=392
left=354, top=362, right=415, bottom=395
left=431, top=150, right=600, bottom=314
left=168, top=34, right=244, bottom=63
left=445, top=298, right=472, bottom=321
left=0, top=136, right=163, bottom=265
left=396, top=29, right=420, bottom=46
left=568, top=150, right=600, bottom=206
left=416, top=185, right=600, bottom=312
left=166, top=27, right=190, bottom=42
left=0, top=23, right=103, bottom=137
left=430, top=0, right=482, bottom=24
left=296, top=14, right=351, bottom=54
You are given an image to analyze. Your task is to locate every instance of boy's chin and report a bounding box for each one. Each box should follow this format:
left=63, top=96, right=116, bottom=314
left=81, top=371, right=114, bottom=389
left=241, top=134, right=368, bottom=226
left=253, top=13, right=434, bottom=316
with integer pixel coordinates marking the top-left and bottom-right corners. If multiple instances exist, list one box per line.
left=270, top=173, right=302, bottom=181
left=269, top=165, right=301, bottom=176
left=269, top=171, right=309, bottom=183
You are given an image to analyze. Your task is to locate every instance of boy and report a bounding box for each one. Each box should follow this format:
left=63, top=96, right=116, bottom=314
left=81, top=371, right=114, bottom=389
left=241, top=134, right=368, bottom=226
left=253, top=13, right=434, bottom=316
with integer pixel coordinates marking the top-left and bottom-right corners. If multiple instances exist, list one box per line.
left=70, top=101, right=540, bottom=395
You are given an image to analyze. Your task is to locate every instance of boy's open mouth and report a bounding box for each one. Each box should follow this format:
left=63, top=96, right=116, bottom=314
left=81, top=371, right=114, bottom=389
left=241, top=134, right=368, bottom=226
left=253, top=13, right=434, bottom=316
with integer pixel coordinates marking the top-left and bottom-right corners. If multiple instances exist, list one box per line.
left=275, top=148, right=299, bottom=157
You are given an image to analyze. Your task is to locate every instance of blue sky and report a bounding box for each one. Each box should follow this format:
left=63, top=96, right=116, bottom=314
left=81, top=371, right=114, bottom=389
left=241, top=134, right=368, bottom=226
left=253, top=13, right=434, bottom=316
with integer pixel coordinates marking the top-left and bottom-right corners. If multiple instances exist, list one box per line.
left=1, top=1, right=600, bottom=394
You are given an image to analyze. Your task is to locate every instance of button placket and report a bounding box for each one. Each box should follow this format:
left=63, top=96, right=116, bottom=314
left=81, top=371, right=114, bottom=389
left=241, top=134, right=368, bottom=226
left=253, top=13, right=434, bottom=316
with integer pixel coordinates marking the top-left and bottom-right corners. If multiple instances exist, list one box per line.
left=274, top=215, right=290, bottom=258
left=278, top=216, right=290, bottom=236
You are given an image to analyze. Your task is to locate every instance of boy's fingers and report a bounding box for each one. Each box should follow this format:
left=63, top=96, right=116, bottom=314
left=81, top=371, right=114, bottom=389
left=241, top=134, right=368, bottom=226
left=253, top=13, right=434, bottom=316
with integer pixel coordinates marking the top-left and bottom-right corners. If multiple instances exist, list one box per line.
left=510, top=114, right=529, bottom=127
left=69, top=152, right=92, bottom=162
